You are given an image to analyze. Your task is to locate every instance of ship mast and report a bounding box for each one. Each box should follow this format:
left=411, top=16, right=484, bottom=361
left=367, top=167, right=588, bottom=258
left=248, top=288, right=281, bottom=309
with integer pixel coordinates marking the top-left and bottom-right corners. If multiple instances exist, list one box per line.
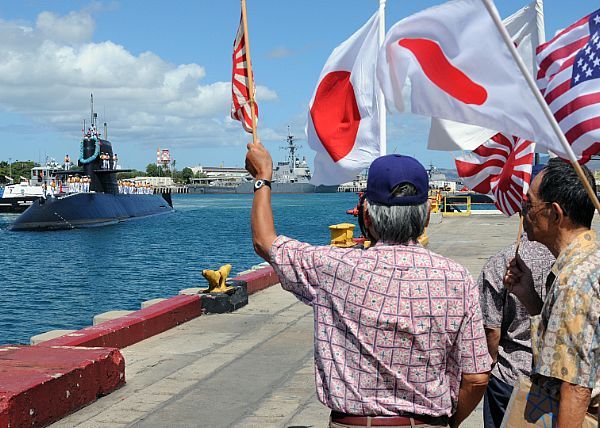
left=90, top=94, right=94, bottom=128
left=89, top=93, right=98, bottom=135
left=280, top=126, right=301, bottom=174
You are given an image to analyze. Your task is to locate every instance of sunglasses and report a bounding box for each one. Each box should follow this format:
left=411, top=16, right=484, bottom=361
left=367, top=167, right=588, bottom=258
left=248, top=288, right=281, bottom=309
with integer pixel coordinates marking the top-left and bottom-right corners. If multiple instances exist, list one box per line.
left=521, top=196, right=552, bottom=216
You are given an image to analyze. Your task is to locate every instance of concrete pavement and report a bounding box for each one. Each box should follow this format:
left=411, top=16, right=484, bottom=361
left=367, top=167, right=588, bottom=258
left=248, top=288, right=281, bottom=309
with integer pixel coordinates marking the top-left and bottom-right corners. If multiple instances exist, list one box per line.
left=54, top=214, right=544, bottom=427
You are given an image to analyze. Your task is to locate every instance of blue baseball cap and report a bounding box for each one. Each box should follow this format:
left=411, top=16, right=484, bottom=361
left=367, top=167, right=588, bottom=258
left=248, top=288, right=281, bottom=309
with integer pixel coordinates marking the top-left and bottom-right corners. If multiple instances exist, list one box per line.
left=365, top=155, right=429, bottom=206
left=531, top=164, right=545, bottom=181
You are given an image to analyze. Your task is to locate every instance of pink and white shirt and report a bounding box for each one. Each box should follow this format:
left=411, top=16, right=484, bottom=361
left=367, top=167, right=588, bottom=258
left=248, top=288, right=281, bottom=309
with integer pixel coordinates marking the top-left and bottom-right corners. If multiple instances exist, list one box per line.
left=269, top=236, right=491, bottom=417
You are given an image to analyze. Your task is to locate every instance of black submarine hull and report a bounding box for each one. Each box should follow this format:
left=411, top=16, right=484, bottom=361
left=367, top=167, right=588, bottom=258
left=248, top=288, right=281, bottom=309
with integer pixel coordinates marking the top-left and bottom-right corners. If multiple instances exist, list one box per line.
left=10, top=192, right=173, bottom=231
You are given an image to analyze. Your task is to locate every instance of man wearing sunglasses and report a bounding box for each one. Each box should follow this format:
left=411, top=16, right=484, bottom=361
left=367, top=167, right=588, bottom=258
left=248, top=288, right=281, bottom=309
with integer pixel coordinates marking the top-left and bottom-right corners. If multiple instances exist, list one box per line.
left=504, top=158, right=599, bottom=427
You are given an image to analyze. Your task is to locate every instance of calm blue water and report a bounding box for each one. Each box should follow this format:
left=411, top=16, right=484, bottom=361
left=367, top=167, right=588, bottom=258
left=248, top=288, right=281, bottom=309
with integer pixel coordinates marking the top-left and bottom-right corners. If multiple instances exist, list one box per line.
left=0, top=193, right=358, bottom=344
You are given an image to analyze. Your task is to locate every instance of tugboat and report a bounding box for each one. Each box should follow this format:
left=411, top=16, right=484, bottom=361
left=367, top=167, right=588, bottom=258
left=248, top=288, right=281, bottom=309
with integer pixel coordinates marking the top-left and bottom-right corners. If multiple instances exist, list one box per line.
left=0, top=178, right=44, bottom=214
left=10, top=96, right=173, bottom=231
left=0, top=160, right=75, bottom=213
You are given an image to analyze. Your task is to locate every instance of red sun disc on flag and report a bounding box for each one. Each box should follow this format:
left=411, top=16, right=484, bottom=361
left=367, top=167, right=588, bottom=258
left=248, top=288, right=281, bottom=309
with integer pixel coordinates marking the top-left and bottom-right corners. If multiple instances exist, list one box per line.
left=310, top=71, right=361, bottom=163
left=398, top=38, right=488, bottom=106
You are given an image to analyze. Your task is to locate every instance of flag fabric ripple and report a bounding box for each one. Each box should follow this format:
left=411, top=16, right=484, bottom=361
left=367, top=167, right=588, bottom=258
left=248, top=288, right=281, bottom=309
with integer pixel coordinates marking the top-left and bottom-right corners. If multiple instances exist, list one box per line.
left=427, top=0, right=544, bottom=152
left=231, top=16, right=258, bottom=134
left=307, top=12, right=381, bottom=186
left=536, top=8, right=600, bottom=163
left=377, top=0, right=557, bottom=155
left=455, top=134, right=535, bottom=216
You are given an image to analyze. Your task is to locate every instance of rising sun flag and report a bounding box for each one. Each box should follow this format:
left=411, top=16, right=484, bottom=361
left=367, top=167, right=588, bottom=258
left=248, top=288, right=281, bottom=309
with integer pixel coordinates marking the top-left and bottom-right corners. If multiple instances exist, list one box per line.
left=455, top=135, right=535, bottom=216
left=231, top=10, right=258, bottom=135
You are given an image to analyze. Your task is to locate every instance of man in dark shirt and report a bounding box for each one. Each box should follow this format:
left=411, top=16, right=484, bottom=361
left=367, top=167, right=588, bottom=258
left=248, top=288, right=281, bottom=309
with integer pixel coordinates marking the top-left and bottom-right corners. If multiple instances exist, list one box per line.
left=478, top=234, right=554, bottom=428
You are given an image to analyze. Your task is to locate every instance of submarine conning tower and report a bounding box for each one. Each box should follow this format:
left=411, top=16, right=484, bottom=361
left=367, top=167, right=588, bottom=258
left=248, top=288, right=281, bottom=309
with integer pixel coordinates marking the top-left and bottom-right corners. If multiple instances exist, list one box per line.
left=80, top=137, right=118, bottom=194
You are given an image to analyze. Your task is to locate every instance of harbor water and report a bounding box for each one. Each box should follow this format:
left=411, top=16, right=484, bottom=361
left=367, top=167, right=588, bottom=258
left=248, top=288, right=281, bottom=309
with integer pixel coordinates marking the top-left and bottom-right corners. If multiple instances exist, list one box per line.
left=0, top=193, right=359, bottom=344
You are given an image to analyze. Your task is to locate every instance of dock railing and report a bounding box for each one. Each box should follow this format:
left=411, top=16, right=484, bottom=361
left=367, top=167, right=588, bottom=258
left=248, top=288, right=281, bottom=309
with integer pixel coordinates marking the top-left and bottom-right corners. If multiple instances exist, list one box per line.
left=442, top=195, right=471, bottom=217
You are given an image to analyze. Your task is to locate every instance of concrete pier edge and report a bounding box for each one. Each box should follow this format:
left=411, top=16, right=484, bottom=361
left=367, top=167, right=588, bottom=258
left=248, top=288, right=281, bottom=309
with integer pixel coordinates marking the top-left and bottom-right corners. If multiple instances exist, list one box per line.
left=0, top=345, right=125, bottom=428
left=0, top=265, right=279, bottom=428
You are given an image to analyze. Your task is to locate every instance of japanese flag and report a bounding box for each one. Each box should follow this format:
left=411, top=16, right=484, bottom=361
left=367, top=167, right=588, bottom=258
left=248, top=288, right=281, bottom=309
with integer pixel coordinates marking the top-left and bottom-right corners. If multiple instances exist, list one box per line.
left=377, top=0, right=556, bottom=153
left=307, top=12, right=381, bottom=186
left=428, top=0, right=545, bottom=152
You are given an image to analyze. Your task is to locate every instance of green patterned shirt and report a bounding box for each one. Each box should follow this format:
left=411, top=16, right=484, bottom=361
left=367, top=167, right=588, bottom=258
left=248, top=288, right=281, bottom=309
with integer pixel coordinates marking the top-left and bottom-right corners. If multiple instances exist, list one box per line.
left=530, top=230, right=600, bottom=406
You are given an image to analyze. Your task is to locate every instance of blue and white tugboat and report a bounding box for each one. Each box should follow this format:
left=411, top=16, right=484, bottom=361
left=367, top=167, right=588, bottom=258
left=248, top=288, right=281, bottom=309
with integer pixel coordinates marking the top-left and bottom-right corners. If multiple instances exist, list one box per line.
left=10, top=96, right=173, bottom=231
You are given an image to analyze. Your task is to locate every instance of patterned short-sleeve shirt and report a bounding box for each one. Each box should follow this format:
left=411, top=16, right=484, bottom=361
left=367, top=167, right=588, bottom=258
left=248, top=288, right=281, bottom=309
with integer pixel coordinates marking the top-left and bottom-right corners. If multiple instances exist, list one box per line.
left=478, top=236, right=554, bottom=386
left=269, top=236, right=492, bottom=417
left=530, top=230, right=600, bottom=406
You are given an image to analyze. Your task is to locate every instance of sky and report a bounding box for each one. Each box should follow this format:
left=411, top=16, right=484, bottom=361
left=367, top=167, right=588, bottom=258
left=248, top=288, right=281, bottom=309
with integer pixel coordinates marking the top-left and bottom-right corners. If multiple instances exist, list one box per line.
left=0, top=1, right=594, bottom=171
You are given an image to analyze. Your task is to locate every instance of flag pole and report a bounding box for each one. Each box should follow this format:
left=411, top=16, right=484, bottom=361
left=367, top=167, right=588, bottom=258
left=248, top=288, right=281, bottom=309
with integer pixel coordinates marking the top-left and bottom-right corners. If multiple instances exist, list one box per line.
left=241, top=0, right=259, bottom=144
left=378, top=0, right=387, bottom=156
left=534, top=0, right=545, bottom=165
left=514, top=215, right=524, bottom=256
left=481, top=0, right=600, bottom=215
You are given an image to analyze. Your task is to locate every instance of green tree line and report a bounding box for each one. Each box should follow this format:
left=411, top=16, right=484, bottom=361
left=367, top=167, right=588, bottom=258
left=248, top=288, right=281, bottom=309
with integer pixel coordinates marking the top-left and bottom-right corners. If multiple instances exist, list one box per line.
left=117, top=164, right=198, bottom=184
left=0, top=160, right=201, bottom=185
left=0, top=161, right=37, bottom=184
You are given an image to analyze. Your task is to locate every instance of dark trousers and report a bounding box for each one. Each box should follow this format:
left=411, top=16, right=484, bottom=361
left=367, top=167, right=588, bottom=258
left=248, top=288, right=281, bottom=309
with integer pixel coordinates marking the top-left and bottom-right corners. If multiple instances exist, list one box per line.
left=483, top=374, right=514, bottom=428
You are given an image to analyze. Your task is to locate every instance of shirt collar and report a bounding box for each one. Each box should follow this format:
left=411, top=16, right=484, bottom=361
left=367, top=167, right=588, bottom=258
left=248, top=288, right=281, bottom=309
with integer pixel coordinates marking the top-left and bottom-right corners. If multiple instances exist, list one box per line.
left=552, top=230, right=597, bottom=275
left=372, top=240, right=421, bottom=248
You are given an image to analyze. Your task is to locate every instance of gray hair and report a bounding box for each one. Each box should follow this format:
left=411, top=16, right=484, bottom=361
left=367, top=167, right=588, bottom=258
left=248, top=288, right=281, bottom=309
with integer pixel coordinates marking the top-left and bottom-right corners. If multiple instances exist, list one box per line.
left=367, top=183, right=428, bottom=244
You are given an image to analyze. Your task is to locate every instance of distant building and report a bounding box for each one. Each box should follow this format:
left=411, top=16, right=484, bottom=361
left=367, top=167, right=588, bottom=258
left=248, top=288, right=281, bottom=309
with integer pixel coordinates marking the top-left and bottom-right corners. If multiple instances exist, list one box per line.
left=189, top=165, right=251, bottom=185
left=156, top=148, right=171, bottom=169
left=134, top=176, right=174, bottom=186
left=430, top=179, right=457, bottom=192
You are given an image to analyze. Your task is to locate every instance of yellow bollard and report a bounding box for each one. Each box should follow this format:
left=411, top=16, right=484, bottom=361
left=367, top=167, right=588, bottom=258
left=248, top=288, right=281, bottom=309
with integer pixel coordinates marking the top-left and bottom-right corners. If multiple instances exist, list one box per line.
left=329, top=223, right=357, bottom=248
left=202, top=264, right=233, bottom=293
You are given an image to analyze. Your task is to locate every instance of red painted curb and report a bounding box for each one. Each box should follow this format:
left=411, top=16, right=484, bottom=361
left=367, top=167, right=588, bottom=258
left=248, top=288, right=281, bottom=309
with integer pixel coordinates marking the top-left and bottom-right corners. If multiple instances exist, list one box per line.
left=40, top=294, right=202, bottom=349
left=0, top=345, right=124, bottom=427
left=0, top=267, right=277, bottom=427
left=233, top=266, right=279, bottom=295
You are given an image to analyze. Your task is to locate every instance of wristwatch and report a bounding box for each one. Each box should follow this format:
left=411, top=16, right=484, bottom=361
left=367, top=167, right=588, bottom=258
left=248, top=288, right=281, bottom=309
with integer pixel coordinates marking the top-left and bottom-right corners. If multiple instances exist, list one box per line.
left=253, top=179, right=272, bottom=192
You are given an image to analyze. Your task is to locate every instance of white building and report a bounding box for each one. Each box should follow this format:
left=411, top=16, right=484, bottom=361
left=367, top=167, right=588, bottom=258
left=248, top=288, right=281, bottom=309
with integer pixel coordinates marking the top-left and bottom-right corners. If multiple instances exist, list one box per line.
left=133, top=176, right=174, bottom=186
left=430, top=179, right=457, bottom=192
left=189, top=166, right=250, bottom=185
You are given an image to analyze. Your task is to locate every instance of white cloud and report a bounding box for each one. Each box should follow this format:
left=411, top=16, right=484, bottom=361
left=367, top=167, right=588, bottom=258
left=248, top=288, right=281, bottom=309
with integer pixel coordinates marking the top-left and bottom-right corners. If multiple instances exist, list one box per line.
left=0, top=10, right=278, bottom=149
left=267, top=46, right=293, bottom=59
left=36, top=11, right=95, bottom=43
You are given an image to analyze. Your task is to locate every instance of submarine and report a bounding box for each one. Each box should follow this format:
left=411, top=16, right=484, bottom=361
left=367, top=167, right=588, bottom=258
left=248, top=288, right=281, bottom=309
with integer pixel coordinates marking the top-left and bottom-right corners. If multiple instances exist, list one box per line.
left=10, top=98, right=173, bottom=231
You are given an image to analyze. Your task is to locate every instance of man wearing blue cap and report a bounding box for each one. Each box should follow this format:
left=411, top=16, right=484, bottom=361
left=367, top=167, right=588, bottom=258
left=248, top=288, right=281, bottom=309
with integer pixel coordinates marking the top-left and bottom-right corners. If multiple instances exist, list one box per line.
left=246, top=141, right=491, bottom=428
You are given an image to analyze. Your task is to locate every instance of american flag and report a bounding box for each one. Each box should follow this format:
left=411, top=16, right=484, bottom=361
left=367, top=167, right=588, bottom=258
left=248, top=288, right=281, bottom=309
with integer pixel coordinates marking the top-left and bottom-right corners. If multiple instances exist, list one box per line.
left=231, top=16, right=258, bottom=134
left=455, top=134, right=535, bottom=216
left=536, top=9, right=600, bottom=163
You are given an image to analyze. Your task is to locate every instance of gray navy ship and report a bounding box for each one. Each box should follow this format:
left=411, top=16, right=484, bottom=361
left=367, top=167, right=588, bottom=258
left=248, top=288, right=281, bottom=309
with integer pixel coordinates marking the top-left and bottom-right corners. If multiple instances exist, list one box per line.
left=10, top=96, right=173, bottom=231
left=188, top=130, right=337, bottom=194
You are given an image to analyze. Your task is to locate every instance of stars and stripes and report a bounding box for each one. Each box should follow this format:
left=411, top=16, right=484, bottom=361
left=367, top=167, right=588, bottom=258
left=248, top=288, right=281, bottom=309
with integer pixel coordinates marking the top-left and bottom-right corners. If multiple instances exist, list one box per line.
left=455, top=134, right=535, bottom=216
left=536, top=9, right=600, bottom=163
left=231, top=16, right=258, bottom=133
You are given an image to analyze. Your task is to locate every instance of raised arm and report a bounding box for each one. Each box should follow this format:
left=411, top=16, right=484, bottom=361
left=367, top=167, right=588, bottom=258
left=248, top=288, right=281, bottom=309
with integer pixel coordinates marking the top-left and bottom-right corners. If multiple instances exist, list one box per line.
left=245, top=140, right=277, bottom=260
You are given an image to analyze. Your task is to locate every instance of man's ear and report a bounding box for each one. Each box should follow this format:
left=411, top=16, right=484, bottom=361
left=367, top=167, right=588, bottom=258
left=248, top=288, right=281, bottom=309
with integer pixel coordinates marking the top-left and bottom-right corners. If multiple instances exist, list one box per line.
left=363, top=201, right=372, bottom=229
left=550, top=202, right=564, bottom=225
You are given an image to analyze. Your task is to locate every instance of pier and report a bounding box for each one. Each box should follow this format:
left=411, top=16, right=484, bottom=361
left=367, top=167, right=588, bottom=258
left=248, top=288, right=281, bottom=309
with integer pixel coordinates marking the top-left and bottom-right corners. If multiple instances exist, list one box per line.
left=45, top=213, right=590, bottom=428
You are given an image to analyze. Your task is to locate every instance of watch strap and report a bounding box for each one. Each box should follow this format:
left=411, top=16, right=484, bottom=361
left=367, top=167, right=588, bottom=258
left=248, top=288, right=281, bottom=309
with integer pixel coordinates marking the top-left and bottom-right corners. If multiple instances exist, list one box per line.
left=254, top=179, right=272, bottom=192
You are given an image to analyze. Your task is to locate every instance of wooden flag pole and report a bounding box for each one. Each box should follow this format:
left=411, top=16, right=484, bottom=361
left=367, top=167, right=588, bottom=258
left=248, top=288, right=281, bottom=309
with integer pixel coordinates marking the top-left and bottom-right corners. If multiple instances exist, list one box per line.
left=241, top=0, right=259, bottom=144
left=482, top=0, right=600, bottom=216
left=378, top=0, right=387, bottom=156
left=514, top=215, right=524, bottom=257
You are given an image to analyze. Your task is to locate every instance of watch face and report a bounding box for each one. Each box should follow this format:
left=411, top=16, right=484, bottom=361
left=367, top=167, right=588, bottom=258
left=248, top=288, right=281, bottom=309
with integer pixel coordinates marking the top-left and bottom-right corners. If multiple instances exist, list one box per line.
left=254, top=179, right=264, bottom=190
